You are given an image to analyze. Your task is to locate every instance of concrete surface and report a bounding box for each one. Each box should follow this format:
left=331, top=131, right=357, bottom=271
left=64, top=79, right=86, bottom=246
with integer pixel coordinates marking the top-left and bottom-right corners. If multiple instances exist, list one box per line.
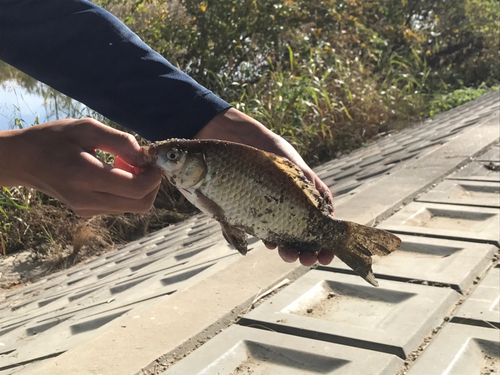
left=416, top=180, right=500, bottom=208
left=406, top=323, right=499, bottom=375
left=239, top=270, right=459, bottom=359
left=0, top=91, right=498, bottom=374
left=453, top=264, right=500, bottom=328
left=378, top=202, right=500, bottom=245
left=318, top=234, right=498, bottom=293
left=449, top=161, right=500, bottom=182
left=162, top=325, right=404, bottom=375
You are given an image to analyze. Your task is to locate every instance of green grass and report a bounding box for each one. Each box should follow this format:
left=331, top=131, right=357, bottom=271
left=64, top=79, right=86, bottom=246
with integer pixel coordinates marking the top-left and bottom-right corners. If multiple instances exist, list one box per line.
left=428, top=86, right=499, bottom=117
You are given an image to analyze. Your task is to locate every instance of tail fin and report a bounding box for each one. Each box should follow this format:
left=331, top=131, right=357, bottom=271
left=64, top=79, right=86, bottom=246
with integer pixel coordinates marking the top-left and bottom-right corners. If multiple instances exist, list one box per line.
left=329, top=221, right=401, bottom=287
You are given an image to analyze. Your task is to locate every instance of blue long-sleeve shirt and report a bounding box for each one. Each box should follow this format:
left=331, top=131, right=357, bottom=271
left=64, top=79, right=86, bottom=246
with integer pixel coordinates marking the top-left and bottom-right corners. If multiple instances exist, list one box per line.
left=0, top=0, right=231, bottom=140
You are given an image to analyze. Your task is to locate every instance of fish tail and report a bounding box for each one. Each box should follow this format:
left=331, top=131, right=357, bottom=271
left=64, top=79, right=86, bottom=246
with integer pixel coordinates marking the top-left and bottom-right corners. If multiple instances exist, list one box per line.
left=326, top=220, right=401, bottom=287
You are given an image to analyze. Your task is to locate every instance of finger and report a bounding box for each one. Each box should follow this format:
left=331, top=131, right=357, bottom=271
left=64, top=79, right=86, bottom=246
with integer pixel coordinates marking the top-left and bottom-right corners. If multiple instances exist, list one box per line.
left=278, top=246, right=299, bottom=263
left=301, top=167, right=334, bottom=215
left=69, top=185, right=159, bottom=215
left=317, top=248, right=334, bottom=265
left=79, top=153, right=162, bottom=199
left=114, top=156, right=144, bottom=175
left=76, top=119, right=146, bottom=167
left=263, top=240, right=277, bottom=249
left=312, top=177, right=335, bottom=215
left=299, top=251, right=318, bottom=266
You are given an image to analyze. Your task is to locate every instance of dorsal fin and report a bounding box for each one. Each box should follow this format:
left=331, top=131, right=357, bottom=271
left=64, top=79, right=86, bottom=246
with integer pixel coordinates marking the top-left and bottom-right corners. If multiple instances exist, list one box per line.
left=263, top=152, right=331, bottom=214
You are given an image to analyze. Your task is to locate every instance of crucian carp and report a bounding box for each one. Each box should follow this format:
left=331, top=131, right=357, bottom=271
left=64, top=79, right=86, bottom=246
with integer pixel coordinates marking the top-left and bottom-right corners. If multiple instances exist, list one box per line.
left=143, top=139, right=401, bottom=286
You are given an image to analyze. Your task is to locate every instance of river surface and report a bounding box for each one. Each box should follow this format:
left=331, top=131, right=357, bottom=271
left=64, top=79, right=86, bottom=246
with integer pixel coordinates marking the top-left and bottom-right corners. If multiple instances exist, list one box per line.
left=0, top=61, right=91, bottom=131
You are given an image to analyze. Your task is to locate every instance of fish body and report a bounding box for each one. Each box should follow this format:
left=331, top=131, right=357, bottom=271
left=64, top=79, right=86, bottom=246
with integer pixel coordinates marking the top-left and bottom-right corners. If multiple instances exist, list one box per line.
left=144, top=139, right=401, bottom=286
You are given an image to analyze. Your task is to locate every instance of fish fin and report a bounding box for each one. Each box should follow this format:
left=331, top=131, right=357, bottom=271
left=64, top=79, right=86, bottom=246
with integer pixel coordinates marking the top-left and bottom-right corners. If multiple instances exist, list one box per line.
left=183, top=188, right=225, bottom=219
left=328, top=221, right=401, bottom=287
left=345, top=222, right=402, bottom=257
left=191, top=189, right=249, bottom=255
left=266, top=154, right=331, bottom=212
left=220, top=222, right=248, bottom=255
left=331, top=247, right=379, bottom=287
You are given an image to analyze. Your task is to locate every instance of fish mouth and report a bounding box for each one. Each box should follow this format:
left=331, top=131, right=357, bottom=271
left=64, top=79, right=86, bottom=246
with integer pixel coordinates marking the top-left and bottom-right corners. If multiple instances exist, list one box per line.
left=141, top=145, right=159, bottom=166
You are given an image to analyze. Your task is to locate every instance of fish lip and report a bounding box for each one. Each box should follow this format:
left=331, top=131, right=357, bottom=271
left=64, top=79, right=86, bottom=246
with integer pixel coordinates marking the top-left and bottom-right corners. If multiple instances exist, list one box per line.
left=141, top=145, right=159, bottom=166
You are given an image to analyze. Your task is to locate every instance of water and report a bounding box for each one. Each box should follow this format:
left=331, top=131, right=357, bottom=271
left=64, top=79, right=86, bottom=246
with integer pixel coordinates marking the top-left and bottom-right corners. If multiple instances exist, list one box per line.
left=0, top=61, right=92, bottom=131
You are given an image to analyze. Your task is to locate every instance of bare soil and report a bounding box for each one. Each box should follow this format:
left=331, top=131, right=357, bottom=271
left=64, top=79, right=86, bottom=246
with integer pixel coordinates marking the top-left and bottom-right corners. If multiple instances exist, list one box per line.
left=481, top=354, right=499, bottom=375
left=230, top=356, right=264, bottom=375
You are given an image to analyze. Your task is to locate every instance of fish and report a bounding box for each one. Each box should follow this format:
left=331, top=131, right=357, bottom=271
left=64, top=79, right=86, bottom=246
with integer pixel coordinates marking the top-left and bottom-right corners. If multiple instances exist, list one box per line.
left=143, top=139, right=401, bottom=286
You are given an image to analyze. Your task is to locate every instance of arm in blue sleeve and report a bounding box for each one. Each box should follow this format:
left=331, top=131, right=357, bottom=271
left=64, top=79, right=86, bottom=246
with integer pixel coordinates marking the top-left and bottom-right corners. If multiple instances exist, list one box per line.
left=0, top=0, right=232, bottom=141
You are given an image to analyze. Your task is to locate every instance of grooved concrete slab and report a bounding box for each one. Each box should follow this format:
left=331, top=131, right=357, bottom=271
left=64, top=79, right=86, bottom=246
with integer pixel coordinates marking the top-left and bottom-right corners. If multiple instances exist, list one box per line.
left=0, top=215, right=242, bottom=373
left=449, top=161, right=500, bottom=182
left=453, top=264, right=500, bottom=328
left=161, top=325, right=404, bottom=375
left=334, top=113, right=500, bottom=224
left=377, top=202, right=500, bottom=245
left=476, top=144, right=500, bottom=162
left=417, top=180, right=500, bottom=208
left=0, top=306, right=132, bottom=371
left=406, top=323, right=500, bottom=375
left=318, top=235, right=498, bottom=292
left=239, top=270, right=459, bottom=359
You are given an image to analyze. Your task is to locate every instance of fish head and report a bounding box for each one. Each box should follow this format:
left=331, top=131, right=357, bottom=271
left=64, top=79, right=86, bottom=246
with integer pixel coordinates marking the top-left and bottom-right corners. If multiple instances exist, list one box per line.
left=156, top=144, right=207, bottom=189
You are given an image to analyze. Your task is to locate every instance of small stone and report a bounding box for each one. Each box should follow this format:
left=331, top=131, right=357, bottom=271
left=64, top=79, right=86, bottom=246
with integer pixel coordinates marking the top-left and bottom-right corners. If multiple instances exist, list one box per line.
left=306, top=308, right=313, bottom=314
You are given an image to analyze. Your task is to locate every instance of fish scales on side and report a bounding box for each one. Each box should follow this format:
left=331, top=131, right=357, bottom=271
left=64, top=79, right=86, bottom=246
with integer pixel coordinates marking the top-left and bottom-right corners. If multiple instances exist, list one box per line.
left=143, top=139, right=401, bottom=286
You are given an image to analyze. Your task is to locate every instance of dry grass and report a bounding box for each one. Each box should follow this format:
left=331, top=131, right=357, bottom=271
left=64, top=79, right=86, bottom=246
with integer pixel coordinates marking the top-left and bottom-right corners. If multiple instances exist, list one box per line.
left=0, top=178, right=196, bottom=274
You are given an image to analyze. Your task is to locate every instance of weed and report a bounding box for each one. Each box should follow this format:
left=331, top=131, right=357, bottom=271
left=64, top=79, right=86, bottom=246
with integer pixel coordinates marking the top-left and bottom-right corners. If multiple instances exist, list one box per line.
left=427, top=86, right=499, bottom=117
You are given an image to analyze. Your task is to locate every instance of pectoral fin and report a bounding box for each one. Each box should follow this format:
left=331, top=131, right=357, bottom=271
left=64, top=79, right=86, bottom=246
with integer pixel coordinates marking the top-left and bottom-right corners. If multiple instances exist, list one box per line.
left=220, top=222, right=248, bottom=255
left=187, top=189, right=249, bottom=255
left=181, top=188, right=225, bottom=220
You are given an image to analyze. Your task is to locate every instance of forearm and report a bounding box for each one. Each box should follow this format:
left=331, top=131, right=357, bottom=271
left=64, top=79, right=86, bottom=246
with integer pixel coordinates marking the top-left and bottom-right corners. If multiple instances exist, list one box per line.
left=0, top=0, right=231, bottom=141
left=0, top=129, right=26, bottom=188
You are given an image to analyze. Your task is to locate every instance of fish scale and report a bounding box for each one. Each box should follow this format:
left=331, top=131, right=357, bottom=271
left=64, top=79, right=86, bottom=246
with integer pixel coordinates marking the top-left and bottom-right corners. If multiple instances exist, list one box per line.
left=144, top=139, right=402, bottom=286
left=201, top=144, right=313, bottom=241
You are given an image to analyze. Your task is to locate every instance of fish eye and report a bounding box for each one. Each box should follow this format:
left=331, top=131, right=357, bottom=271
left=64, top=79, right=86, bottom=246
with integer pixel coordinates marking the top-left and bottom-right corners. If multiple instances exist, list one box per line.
left=166, top=150, right=179, bottom=161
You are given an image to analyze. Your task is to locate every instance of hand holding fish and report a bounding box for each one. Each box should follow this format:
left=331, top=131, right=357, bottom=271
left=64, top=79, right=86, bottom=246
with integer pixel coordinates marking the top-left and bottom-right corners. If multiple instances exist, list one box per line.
left=0, top=118, right=162, bottom=216
left=196, top=108, right=336, bottom=266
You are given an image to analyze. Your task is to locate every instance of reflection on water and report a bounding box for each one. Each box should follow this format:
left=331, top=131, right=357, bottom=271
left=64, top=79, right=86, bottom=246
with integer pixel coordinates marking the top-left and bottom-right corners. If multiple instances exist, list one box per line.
left=0, top=61, right=92, bottom=131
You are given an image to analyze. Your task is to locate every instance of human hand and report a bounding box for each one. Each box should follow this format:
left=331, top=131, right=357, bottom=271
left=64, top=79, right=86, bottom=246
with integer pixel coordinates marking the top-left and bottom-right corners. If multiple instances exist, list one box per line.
left=0, top=118, right=161, bottom=216
left=195, top=108, right=335, bottom=266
